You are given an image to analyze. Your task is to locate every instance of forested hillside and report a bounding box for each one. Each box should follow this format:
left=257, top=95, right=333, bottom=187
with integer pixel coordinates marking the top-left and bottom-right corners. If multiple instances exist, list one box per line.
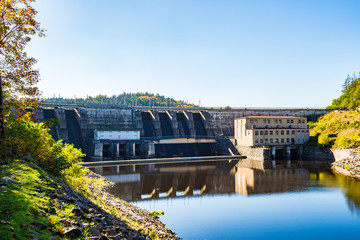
left=42, top=92, right=197, bottom=108
left=310, top=73, right=360, bottom=149
left=328, top=73, right=360, bottom=109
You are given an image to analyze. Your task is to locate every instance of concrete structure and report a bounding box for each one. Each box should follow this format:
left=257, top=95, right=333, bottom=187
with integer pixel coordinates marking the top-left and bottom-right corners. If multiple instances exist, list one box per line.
left=36, top=104, right=330, bottom=160
left=234, top=116, right=310, bottom=160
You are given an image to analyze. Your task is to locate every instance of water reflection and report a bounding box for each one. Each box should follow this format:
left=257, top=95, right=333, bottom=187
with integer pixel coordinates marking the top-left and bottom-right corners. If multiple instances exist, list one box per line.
left=91, top=159, right=360, bottom=239
left=90, top=159, right=360, bottom=216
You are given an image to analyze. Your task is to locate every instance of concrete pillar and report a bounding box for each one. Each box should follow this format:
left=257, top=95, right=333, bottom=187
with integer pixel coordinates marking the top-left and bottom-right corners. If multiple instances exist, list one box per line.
left=186, top=112, right=197, bottom=137
left=94, top=142, right=103, bottom=158
left=132, top=142, right=136, bottom=156
left=148, top=142, right=156, bottom=157
left=116, top=143, right=120, bottom=158
left=151, top=111, right=162, bottom=137
left=167, top=111, right=179, bottom=136
left=286, top=160, right=291, bottom=168
left=116, top=165, right=120, bottom=173
left=127, top=164, right=135, bottom=173
left=286, top=146, right=291, bottom=159
left=271, top=146, right=276, bottom=158
left=55, top=107, right=68, bottom=142
left=299, top=145, right=303, bottom=158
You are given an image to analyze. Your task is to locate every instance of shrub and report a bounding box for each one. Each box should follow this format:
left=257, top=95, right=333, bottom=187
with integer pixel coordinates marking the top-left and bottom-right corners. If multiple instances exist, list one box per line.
left=2, top=113, right=85, bottom=174
left=318, top=134, right=332, bottom=148
left=335, top=132, right=360, bottom=149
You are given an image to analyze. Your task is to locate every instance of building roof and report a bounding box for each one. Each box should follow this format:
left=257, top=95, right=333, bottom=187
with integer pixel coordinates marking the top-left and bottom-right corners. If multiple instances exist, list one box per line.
left=237, top=116, right=306, bottom=119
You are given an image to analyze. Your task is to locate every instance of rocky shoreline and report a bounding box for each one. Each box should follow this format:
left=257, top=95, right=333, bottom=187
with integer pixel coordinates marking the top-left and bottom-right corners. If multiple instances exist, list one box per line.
left=54, top=171, right=180, bottom=239
left=332, top=149, right=360, bottom=180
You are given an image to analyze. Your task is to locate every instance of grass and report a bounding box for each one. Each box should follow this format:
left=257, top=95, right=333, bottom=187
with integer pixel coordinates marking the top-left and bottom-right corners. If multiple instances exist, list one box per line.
left=0, top=159, right=84, bottom=239
left=0, top=159, right=164, bottom=240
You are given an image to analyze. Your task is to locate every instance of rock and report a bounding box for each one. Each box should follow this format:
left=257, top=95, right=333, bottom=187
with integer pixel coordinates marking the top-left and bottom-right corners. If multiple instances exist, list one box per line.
left=104, top=227, right=117, bottom=236
left=48, top=206, right=57, bottom=215
left=75, top=218, right=84, bottom=229
left=71, top=207, right=84, bottom=217
left=76, top=201, right=85, bottom=210
left=89, top=227, right=100, bottom=237
left=64, top=227, right=83, bottom=239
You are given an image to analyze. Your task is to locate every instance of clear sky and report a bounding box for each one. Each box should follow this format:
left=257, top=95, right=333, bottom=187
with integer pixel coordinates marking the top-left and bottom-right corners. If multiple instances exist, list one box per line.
left=27, top=0, right=360, bottom=108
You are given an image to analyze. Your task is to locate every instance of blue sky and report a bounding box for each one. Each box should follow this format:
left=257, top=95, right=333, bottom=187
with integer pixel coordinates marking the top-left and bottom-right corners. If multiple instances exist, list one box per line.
left=27, top=0, right=360, bottom=107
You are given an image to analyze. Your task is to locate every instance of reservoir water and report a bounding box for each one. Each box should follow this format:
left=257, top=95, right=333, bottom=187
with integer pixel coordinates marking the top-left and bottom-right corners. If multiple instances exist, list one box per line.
left=91, top=159, right=360, bottom=240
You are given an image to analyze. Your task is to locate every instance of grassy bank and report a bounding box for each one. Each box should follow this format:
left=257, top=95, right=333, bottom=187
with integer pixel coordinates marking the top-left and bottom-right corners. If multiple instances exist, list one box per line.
left=0, top=159, right=177, bottom=239
left=0, top=159, right=78, bottom=239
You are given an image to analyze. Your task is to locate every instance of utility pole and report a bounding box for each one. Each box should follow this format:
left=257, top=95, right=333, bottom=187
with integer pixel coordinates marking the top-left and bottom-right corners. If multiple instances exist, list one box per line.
left=0, top=74, right=5, bottom=141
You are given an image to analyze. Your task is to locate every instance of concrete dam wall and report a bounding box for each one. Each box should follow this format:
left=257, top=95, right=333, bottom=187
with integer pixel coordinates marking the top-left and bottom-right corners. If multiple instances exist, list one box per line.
left=36, top=104, right=331, bottom=160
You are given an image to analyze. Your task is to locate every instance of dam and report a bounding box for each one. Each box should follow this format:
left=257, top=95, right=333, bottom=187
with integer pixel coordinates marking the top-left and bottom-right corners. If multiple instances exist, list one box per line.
left=35, top=103, right=331, bottom=160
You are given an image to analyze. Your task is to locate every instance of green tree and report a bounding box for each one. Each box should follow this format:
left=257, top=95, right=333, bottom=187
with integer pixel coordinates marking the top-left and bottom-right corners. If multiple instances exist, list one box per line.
left=0, top=0, right=45, bottom=140
left=328, top=73, right=360, bottom=110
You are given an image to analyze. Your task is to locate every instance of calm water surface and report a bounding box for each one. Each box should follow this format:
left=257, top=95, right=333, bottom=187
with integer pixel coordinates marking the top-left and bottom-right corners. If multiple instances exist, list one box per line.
left=91, top=159, right=360, bottom=240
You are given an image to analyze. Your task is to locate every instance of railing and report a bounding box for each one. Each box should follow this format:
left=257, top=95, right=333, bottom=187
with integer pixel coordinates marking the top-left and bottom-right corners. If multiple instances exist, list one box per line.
left=40, top=102, right=329, bottom=111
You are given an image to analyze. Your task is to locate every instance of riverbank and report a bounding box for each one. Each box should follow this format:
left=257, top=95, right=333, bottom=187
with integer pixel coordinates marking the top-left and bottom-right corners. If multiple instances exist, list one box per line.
left=332, top=148, right=360, bottom=180
left=0, top=159, right=179, bottom=239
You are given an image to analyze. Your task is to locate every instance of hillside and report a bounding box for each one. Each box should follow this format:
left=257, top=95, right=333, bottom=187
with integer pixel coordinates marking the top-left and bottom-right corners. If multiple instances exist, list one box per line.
left=42, top=92, right=197, bottom=108
left=310, top=110, right=360, bottom=149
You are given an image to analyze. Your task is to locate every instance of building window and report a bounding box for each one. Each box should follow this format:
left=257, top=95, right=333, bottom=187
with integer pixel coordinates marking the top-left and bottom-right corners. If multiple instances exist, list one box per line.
left=255, top=131, right=258, bottom=135
left=302, top=138, right=305, bottom=143
left=265, top=131, right=268, bottom=135
left=255, top=140, right=259, bottom=144
left=270, top=139, right=273, bottom=143
left=287, top=119, right=290, bottom=124
left=260, top=131, right=263, bottom=135
left=281, top=138, right=284, bottom=143
left=286, top=130, right=290, bottom=135
left=263, top=120, right=266, bottom=124
left=291, top=120, right=294, bottom=123
left=302, top=120, right=305, bottom=123
left=275, top=120, right=278, bottom=124
left=270, top=131, right=273, bottom=135
left=267, top=120, right=271, bottom=123
left=265, top=139, right=269, bottom=144
left=298, top=120, right=301, bottom=123
left=276, top=131, right=279, bottom=135
left=281, top=131, right=284, bottom=135
left=279, top=120, right=282, bottom=124
left=306, top=130, right=309, bottom=133
left=275, top=139, right=279, bottom=143
left=260, top=139, right=263, bottom=143
left=292, top=130, right=295, bottom=135
left=286, top=138, right=290, bottom=143
left=297, top=131, right=300, bottom=135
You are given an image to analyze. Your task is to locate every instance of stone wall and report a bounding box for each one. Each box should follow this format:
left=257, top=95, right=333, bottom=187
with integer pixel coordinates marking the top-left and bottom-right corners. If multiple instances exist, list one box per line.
left=236, top=146, right=272, bottom=161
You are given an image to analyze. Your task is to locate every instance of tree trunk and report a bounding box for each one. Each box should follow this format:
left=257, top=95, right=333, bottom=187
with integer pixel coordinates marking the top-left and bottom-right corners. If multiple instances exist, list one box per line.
left=0, top=75, right=5, bottom=140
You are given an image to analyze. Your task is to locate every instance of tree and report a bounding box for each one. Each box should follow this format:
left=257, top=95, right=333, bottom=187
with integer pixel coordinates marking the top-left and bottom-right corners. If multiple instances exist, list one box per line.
left=327, top=73, right=360, bottom=110
left=0, top=0, right=44, bottom=140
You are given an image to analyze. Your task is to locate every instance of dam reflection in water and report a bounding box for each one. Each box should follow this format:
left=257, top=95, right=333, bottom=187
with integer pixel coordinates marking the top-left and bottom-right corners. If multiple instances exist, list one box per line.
left=91, top=159, right=360, bottom=239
